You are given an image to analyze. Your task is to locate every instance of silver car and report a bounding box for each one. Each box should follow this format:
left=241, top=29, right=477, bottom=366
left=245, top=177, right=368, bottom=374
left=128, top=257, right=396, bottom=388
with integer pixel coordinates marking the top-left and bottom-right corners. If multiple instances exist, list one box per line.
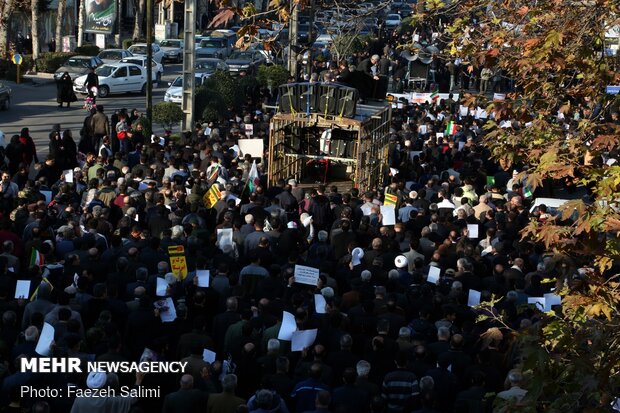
left=159, top=39, right=184, bottom=63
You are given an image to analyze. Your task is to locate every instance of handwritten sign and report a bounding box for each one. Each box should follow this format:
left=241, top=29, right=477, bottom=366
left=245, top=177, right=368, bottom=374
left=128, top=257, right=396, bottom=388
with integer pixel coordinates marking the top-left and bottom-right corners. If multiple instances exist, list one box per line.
left=294, top=265, right=320, bottom=286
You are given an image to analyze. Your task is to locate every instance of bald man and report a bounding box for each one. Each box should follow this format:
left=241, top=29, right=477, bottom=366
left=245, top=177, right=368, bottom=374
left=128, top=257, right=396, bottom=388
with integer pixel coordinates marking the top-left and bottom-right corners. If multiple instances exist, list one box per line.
left=162, top=374, right=208, bottom=413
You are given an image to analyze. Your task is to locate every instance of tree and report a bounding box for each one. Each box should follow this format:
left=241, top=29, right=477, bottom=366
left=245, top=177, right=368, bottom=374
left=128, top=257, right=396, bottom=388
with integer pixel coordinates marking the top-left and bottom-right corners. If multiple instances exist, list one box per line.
left=55, top=0, right=66, bottom=52
left=31, top=0, right=39, bottom=60
left=153, top=101, right=184, bottom=131
left=0, top=0, right=14, bottom=58
left=77, top=0, right=85, bottom=47
left=133, top=0, right=145, bottom=40
left=415, top=0, right=620, bottom=409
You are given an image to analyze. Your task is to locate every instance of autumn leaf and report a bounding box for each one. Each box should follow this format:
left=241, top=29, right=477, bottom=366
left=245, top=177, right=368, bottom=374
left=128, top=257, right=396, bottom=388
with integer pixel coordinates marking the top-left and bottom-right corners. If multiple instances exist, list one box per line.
left=209, top=7, right=236, bottom=28
left=517, top=5, right=529, bottom=15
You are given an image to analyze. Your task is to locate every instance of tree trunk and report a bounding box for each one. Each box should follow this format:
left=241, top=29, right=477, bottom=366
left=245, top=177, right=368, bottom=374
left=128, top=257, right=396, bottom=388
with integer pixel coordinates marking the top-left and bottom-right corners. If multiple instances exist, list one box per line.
left=55, top=0, right=67, bottom=52
left=133, top=0, right=145, bottom=40
left=0, top=0, right=14, bottom=58
left=31, top=0, right=40, bottom=61
left=77, top=0, right=85, bottom=47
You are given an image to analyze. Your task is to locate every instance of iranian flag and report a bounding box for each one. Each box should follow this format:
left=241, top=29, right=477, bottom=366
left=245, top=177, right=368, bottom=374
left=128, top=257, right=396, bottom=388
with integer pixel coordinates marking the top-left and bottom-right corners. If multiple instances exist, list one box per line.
left=430, top=89, right=439, bottom=103
left=248, top=160, right=260, bottom=193
left=207, top=163, right=220, bottom=182
left=445, top=121, right=458, bottom=135
left=30, top=249, right=44, bottom=267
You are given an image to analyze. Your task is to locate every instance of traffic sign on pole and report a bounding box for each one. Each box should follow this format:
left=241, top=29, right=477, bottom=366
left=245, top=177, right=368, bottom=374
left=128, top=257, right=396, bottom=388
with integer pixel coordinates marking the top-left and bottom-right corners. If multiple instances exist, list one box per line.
left=11, top=54, right=23, bottom=65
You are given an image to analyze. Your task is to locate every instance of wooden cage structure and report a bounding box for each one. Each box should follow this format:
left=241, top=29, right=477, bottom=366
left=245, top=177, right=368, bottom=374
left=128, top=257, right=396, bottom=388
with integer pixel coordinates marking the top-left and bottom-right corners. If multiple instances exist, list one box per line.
left=267, top=103, right=392, bottom=192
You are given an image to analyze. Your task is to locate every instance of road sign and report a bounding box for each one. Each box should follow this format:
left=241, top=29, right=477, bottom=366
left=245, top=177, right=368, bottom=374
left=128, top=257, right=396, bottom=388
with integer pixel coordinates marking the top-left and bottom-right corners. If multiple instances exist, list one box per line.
left=12, top=54, right=23, bottom=65
left=606, top=85, right=620, bottom=95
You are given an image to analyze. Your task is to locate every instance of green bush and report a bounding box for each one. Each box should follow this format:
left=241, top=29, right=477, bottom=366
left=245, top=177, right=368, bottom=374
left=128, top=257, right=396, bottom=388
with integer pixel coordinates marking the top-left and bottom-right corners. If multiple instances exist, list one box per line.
left=153, top=101, right=184, bottom=131
left=201, top=106, right=221, bottom=123
left=35, top=52, right=76, bottom=73
left=257, top=64, right=290, bottom=88
left=74, top=44, right=100, bottom=56
left=195, top=71, right=246, bottom=122
left=122, top=39, right=134, bottom=50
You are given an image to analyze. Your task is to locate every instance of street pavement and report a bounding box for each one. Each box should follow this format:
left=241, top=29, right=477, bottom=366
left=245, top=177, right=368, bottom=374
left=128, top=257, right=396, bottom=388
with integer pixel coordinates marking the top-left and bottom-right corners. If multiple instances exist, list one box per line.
left=0, top=63, right=183, bottom=157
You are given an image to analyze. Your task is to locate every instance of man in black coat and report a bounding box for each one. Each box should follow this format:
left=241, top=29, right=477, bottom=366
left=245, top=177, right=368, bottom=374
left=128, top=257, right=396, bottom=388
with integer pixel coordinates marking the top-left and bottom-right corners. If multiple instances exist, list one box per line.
left=162, top=374, right=208, bottom=413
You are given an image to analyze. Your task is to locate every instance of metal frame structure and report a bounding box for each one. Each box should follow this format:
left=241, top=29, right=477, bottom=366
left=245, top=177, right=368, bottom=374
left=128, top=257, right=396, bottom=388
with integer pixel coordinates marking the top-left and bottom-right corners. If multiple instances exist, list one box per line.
left=267, top=104, right=392, bottom=192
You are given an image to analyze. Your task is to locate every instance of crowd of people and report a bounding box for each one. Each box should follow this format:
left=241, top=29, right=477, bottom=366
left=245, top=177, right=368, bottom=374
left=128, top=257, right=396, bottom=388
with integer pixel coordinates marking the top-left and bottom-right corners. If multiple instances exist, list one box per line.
left=1, top=15, right=618, bottom=413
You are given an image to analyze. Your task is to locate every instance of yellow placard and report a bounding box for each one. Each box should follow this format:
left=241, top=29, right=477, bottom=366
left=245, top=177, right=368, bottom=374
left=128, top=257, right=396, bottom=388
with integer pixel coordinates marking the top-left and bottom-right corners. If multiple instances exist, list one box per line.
left=168, top=245, right=188, bottom=279
left=384, top=193, right=398, bottom=206
left=203, top=184, right=222, bottom=208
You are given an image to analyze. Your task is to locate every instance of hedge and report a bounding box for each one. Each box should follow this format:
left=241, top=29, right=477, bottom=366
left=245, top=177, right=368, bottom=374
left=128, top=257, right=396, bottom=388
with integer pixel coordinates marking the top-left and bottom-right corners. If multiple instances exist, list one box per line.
left=36, top=52, right=77, bottom=73
left=74, top=44, right=100, bottom=56
left=122, top=39, right=134, bottom=50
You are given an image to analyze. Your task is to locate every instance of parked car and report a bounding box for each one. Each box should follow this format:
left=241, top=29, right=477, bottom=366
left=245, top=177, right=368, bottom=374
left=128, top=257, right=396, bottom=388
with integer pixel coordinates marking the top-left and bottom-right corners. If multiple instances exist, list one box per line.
left=195, top=58, right=230, bottom=76
left=0, top=82, right=11, bottom=110
left=54, top=55, right=103, bottom=81
left=97, top=49, right=133, bottom=64
left=164, top=74, right=209, bottom=104
left=120, top=56, right=164, bottom=83
left=384, top=13, right=403, bottom=29
left=196, top=37, right=233, bottom=59
left=128, top=43, right=165, bottom=63
left=73, top=63, right=147, bottom=98
left=159, top=39, right=184, bottom=63
left=225, top=50, right=267, bottom=75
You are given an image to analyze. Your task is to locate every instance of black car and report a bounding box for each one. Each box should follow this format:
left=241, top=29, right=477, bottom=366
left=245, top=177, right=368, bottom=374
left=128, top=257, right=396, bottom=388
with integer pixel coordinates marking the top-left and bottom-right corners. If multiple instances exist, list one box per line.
left=225, top=51, right=267, bottom=75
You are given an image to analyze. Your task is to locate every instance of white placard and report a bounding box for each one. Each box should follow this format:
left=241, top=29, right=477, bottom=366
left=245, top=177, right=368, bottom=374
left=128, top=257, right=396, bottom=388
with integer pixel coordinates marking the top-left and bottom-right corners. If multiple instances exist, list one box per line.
left=63, top=169, right=74, bottom=183
left=544, top=293, right=561, bottom=311
left=238, top=139, right=263, bottom=158
left=380, top=205, right=396, bottom=226
left=197, top=270, right=210, bottom=287
left=291, top=329, right=318, bottom=352
left=493, top=93, right=506, bottom=101
left=314, top=294, right=327, bottom=314
left=458, top=141, right=465, bottom=151
left=294, top=265, right=320, bottom=286
left=409, top=151, right=423, bottom=161
left=467, top=224, right=479, bottom=239
left=95, top=34, right=106, bottom=50
left=360, top=204, right=373, bottom=216
left=528, top=297, right=545, bottom=310
left=156, top=277, right=168, bottom=297
left=41, top=191, right=52, bottom=204
left=459, top=105, right=469, bottom=117
left=390, top=168, right=399, bottom=176
left=277, top=311, right=297, bottom=341
left=202, top=348, right=216, bottom=364
left=467, top=289, right=481, bottom=307
left=155, top=297, right=177, bottom=322
left=15, top=280, right=31, bottom=299
left=216, top=228, right=233, bottom=249
left=436, top=132, right=444, bottom=139
left=35, top=322, right=55, bottom=356
left=427, top=266, right=440, bottom=284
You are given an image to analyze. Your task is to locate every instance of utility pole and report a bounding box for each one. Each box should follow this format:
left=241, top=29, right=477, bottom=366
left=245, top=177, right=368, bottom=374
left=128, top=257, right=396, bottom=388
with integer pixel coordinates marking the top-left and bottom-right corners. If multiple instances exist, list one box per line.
left=181, top=0, right=196, bottom=132
left=288, top=0, right=299, bottom=79
left=146, top=0, right=153, bottom=127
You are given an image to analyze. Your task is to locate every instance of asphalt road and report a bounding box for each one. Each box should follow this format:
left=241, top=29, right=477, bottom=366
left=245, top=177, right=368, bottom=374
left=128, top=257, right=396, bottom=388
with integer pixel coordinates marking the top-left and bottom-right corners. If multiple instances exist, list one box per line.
left=0, top=63, right=183, bottom=157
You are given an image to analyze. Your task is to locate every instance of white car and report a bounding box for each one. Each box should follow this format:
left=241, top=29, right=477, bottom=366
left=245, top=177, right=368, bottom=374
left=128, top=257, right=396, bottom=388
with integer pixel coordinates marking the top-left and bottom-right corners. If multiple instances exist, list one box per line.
left=159, top=39, right=184, bottom=63
left=128, top=43, right=165, bottom=63
left=120, top=56, right=164, bottom=83
left=97, top=49, right=134, bottom=64
left=385, top=13, right=402, bottom=29
left=73, top=63, right=147, bottom=98
left=164, top=75, right=208, bottom=104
